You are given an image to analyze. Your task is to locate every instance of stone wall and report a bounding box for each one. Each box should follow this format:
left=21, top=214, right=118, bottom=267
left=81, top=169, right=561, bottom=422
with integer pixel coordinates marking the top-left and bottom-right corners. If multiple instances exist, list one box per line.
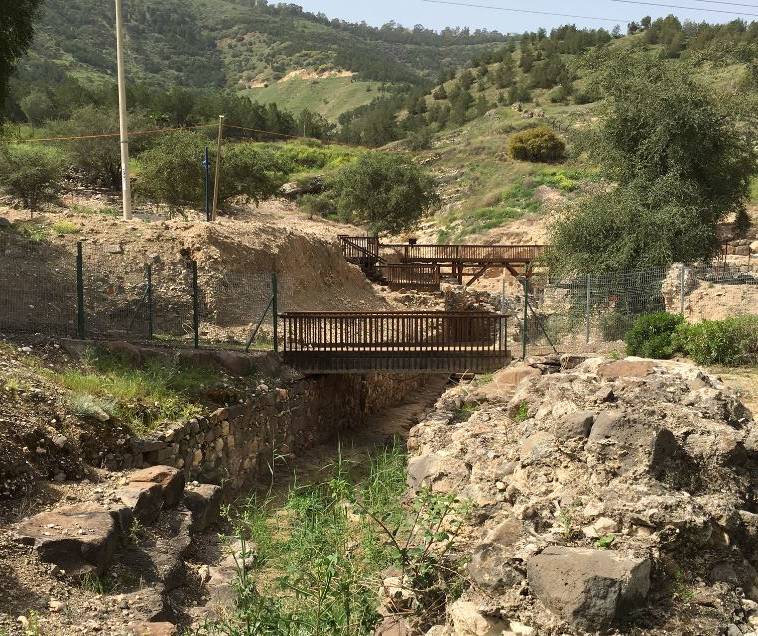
left=123, top=372, right=430, bottom=494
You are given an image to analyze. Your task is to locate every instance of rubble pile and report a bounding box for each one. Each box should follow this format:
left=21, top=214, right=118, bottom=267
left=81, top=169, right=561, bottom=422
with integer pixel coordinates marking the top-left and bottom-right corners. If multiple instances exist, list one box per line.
left=401, top=356, right=757, bottom=635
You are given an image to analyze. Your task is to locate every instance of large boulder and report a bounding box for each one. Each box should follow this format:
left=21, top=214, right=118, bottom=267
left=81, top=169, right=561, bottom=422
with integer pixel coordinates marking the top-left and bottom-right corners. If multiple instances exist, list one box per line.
left=527, top=546, right=651, bottom=631
left=130, top=466, right=185, bottom=508
left=15, top=503, right=119, bottom=577
left=183, top=483, right=223, bottom=533
left=117, top=481, right=164, bottom=525
left=407, top=453, right=469, bottom=494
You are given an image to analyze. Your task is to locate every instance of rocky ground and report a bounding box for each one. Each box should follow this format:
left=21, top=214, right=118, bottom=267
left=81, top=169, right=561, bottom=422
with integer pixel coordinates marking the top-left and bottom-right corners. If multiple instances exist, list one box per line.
left=396, top=356, right=758, bottom=635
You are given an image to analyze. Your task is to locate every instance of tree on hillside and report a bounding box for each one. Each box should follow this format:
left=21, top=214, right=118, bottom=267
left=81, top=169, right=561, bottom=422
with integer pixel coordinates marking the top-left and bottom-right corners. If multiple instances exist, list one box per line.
left=432, top=85, right=448, bottom=100
left=331, top=153, right=439, bottom=233
left=550, top=50, right=757, bottom=273
left=0, top=0, right=42, bottom=114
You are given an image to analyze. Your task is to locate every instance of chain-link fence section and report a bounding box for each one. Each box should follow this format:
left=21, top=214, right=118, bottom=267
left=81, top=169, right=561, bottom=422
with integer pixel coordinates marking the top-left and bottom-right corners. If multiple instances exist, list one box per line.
left=0, top=239, right=281, bottom=351
left=0, top=232, right=78, bottom=337
left=519, top=263, right=758, bottom=357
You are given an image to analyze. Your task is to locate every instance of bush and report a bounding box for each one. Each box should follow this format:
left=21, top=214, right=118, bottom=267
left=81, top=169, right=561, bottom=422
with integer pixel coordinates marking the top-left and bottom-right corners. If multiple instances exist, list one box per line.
left=625, top=312, right=684, bottom=359
left=331, top=153, right=440, bottom=233
left=406, top=127, right=433, bottom=151
left=54, top=106, right=154, bottom=189
left=0, top=144, right=67, bottom=210
left=298, top=193, right=336, bottom=219
left=673, top=316, right=758, bottom=366
left=508, top=127, right=565, bottom=163
left=219, top=144, right=293, bottom=205
left=136, top=131, right=206, bottom=211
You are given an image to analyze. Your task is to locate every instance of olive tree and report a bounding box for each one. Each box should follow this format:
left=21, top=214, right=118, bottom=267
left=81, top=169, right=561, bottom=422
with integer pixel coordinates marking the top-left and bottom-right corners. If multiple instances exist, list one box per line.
left=550, top=50, right=757, bottom=273
left=331, top=153, right=439, bottom=233
left=0, top=143, right=67, bottom=210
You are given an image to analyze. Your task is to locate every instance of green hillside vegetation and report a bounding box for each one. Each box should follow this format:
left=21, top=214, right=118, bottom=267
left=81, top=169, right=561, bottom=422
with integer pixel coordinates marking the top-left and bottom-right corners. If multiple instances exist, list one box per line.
left=244, top=76, right=385, bottom=122
left=6, top=0, right=513, bottom=123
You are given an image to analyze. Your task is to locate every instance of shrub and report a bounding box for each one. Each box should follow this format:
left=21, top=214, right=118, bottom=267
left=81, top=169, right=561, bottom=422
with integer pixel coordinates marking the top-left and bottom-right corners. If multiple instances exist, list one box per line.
left=673, top=316, right=758, bottom=366
left=136, top=131, right=206, bottom=211
left=407, top=126, right=433, bottom=151
left=53, top=106, right=154, bottom=189
left=508, top=127, right=565, bottom=163
left=0, top=144, right=67, bottom=210
left=625, top=312, right=684, bottom=359
left=331, top=153, right=440, bottom=233
left=299, top=193, right=336, bottom=219
left=219, top=143, right=293, bottom=205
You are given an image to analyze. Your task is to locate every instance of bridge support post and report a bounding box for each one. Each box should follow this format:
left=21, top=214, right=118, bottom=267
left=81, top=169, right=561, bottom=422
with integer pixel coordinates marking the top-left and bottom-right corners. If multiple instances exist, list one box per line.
left=272, top=272, right=279, bottom=353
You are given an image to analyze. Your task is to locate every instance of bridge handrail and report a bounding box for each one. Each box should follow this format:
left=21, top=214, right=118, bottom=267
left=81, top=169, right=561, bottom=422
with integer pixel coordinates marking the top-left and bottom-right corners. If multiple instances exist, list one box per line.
left=281, top=311, right=509, bottom=354
left=381, top=243, right=547, bottom=262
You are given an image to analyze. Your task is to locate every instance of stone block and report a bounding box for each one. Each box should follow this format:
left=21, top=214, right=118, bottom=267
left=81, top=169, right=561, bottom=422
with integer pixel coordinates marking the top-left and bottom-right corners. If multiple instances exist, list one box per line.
left=527, top=546, right=651, bottom=631
left=15, top=503, right=119, bottom=577
left=130, top=466, right=185, bottom=508
left=183, top=483, right=222, bottom=533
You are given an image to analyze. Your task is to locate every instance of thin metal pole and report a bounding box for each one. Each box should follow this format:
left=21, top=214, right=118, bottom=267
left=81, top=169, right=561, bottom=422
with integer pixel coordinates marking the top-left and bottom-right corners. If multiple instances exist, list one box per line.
left=272, top=272, right=279, bottom=353
left=114, top=0, right=132, bottom=220
left=191, top=261, right=199, bottom=349
left=76, top=242, right=85, bottom=339
left=211, top=115, right=225, bottom=221
left=204, top=146, right=211, bottom=222
left=146, top=264, right=153, bottom=340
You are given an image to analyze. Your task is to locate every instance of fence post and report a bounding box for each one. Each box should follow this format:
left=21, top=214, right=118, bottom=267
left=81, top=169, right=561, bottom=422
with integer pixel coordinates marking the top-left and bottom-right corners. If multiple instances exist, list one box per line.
left=191, top=261, right=199, bottom=349
left=679, top=265, right=686, bottom=315
left=521, top=277, right=528, bottom=360
left=76, top=241, right=85, bottom=339
left=146, top=264, right=154, bottom=340
left=271, top=272, right=279, bottom=353
left=585, top=273, right=591, bottom=344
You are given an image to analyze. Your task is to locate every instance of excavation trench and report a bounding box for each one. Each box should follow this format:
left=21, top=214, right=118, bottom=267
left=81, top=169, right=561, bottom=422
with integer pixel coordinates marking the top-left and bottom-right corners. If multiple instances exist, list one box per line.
left=180, top=373, right=451, bottom=632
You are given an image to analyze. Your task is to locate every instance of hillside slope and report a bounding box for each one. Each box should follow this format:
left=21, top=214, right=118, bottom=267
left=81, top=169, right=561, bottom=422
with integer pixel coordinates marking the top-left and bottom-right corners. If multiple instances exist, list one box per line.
left=17, top=0, right=512, bottom=119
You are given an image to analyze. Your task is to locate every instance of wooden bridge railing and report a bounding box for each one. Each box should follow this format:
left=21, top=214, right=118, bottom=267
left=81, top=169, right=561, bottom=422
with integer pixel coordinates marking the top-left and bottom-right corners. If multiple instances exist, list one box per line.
left=281, top=311, right=510, bottom=373
left=377, top=264, right=441, bottom=290
left=382, top=244, right=547, bottom=263
left=338, top=235, right=382, bottom=264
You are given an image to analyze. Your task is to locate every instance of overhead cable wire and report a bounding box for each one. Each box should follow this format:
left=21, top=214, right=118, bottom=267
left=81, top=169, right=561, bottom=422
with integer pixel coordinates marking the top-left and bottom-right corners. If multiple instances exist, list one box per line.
left=420, top=0, right=630, bottom=23
left=609, top=0, right=758, bottom=17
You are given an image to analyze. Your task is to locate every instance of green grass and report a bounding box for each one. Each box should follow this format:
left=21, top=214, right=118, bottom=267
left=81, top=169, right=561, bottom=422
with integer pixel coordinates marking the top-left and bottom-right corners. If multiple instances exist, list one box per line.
left=210, top=445, right=470, bottom=635
left=52, top=220, right=80, bottom=236
left=69, top=203, right=120, bottom=217
left=53, top=348, right=220, bottom=436
left=6, top=220, right=50, bottom=242
left=244, top=76, right=386, bottom=122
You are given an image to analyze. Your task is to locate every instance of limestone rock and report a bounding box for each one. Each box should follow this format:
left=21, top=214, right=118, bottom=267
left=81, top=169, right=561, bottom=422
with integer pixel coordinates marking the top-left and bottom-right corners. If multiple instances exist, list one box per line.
left=15, top=503, right=119, bottom=577
left=555, top=410, right=594, bottom=441
left=527, top=546, right=651, bottom=631
left=597, top=359, right=657, bottom=380
left=407, top=453, right=469, bottom=493
left=183, top=483, right=222, bottom=533
left=131, top=466, right=185, bottom=508
left=449, top=600, right=510, bottom=636
left=129, top=621, right=177, bottom=635
left=374, top=616, right=413, bottom=636
left=118, top=481, right=164, bottom=525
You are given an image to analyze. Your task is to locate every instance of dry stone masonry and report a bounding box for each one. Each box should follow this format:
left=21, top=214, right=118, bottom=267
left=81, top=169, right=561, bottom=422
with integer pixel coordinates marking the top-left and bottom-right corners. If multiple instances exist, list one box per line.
left=401, top=356, right=758, bottom=635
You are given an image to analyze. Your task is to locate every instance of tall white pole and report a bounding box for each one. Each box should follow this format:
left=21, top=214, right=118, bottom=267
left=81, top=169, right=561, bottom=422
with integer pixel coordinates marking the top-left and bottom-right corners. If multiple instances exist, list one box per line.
left=115, top=0, right=132, bottom=220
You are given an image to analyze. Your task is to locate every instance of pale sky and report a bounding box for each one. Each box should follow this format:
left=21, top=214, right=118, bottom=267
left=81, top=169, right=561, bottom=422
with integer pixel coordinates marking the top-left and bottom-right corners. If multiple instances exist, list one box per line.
left=292, top=0, right=751, bottom=33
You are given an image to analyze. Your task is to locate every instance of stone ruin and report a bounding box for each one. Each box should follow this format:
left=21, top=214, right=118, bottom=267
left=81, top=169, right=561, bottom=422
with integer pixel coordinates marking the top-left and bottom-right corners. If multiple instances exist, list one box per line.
left=394, top=356, right=758, bottom=635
